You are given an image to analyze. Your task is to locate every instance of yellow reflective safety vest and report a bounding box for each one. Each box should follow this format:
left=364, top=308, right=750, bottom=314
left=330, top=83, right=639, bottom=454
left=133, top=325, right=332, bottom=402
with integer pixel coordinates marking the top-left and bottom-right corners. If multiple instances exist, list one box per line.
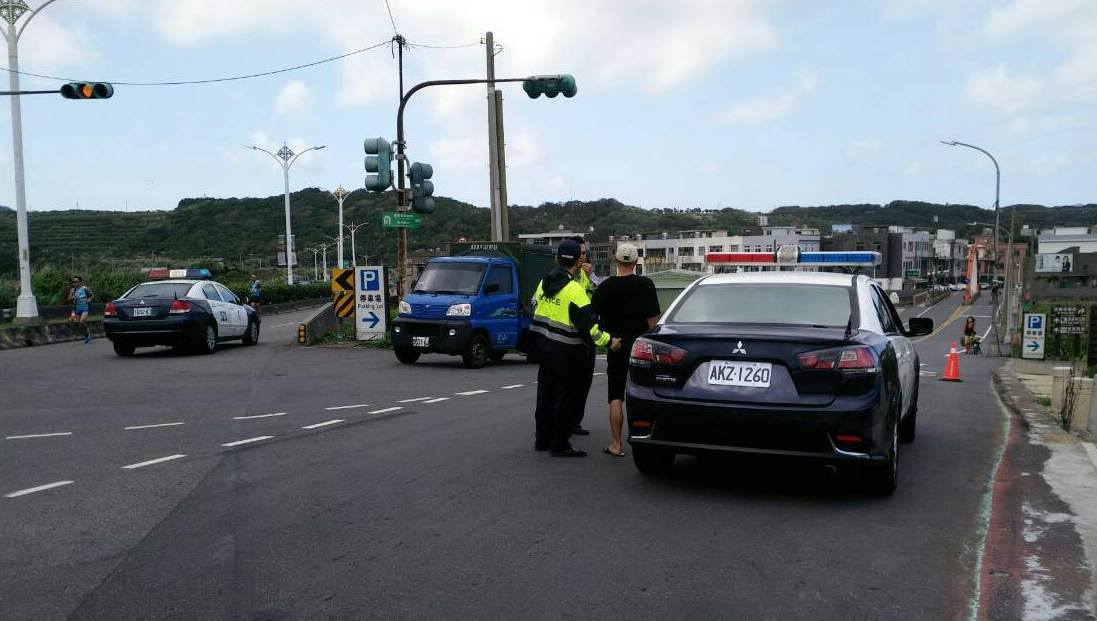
left=532, top=278, right=610, bottom=348
left=576, top=268, right=595, bottom=298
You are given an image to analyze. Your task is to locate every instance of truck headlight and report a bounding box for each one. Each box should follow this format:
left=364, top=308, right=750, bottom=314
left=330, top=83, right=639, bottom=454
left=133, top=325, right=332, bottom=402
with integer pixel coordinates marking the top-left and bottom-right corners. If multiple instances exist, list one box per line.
left=398, top=300, right=411, bottom=315
left=446, top=303, right=471, bottom=317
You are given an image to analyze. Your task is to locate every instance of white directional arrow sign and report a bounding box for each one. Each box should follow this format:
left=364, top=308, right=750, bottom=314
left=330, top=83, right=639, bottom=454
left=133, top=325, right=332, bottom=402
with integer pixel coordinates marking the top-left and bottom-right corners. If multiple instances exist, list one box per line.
left=355, top=266, right=388, bottom=341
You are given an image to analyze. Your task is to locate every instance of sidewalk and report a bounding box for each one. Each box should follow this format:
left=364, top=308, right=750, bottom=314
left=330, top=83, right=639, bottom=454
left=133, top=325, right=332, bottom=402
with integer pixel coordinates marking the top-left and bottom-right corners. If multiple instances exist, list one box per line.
left=983, top=361, right=1097, bottom=619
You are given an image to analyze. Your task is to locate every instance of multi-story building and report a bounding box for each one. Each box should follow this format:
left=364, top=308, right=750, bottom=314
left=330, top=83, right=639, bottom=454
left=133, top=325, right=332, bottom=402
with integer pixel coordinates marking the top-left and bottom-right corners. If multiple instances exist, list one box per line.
left=823, top=227, right=904, bottom=290
left=633, top=230, right=744, bottom=274
left=517, top=228, right=586, bottom=248
left=1028, top=226, right=1097, bottom=297
left=932, top=229, right=968, bottom=284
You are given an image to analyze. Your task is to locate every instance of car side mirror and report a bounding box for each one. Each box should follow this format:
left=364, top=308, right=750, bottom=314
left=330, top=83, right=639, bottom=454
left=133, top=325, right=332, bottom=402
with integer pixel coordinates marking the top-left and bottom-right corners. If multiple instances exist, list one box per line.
left=485, top=283, right=500, bottom=295
left=906, top=317, right=933, bottom=337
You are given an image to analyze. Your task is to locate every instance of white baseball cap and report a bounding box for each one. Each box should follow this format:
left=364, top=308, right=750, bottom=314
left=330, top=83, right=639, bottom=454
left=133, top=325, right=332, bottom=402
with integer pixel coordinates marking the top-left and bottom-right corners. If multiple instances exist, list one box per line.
left=615, top=243, right=639, bottom=264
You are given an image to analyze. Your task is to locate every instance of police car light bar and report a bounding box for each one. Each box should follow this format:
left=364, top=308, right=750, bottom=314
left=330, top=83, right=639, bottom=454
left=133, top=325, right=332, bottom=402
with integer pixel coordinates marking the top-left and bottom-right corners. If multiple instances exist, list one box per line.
left=705, top=246, right=881, bottom=267
left=147, top=268, right=213, bottom=280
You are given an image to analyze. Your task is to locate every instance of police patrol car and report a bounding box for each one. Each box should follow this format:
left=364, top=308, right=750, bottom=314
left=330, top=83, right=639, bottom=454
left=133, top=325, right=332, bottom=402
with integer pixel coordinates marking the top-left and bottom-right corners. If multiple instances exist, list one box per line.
left=625, top=247, right=933, bottom=495
left=103, top=269, right=260, bottom=356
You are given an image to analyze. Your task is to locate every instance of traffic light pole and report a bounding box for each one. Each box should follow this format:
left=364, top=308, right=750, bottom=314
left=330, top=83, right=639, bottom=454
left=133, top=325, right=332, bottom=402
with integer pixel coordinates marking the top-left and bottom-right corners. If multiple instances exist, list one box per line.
left=394, top=76, right=526, bottom=297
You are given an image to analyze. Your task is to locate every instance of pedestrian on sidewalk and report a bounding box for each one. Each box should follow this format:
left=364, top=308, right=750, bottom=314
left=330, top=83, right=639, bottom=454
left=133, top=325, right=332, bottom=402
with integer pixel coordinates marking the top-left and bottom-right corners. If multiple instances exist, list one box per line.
left=68, top=276, right=92, bottom=344
left=531, top=240, right=621, bottom=457
left=592, top=243, right=661, bottom=458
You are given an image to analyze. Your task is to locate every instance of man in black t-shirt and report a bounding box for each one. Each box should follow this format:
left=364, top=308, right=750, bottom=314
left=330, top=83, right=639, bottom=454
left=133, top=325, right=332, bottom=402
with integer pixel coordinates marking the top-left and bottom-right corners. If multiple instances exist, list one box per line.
left=591, top=243, right=661, bottom=457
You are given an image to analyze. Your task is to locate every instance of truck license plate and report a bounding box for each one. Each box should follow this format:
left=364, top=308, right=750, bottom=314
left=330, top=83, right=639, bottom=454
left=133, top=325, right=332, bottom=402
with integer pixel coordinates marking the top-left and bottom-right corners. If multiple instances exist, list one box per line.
left=707, top=361, right=772, bottom=388
left=412, top=336, right=430, bottom=348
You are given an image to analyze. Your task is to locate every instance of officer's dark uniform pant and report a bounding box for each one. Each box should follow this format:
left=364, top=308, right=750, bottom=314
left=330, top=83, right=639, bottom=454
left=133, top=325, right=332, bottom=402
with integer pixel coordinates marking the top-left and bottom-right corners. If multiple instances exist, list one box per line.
left=573, top=348, right=595, bottom=428
left=534, top=341, right=586, bottom=451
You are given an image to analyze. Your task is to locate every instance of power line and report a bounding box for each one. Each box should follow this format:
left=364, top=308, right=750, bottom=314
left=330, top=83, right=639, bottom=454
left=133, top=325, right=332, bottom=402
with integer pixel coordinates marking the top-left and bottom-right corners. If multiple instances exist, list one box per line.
left=406, top=41, right=481, bottom=50
left=383, top=0, right=399, bottom=36
left=0, top=39, right=393, bottom=86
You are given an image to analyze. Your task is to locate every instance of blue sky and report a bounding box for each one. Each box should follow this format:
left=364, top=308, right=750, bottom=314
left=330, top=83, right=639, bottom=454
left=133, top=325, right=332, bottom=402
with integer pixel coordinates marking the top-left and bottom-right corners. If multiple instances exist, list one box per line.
left=2, top=0, right=1095, bottom=214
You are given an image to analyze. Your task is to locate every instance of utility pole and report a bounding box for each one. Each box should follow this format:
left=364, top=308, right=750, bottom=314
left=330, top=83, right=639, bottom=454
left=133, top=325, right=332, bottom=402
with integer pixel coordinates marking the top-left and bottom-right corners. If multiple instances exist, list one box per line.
left=485, top=32, right=509, bottom=242
left=309, top=246, right=319, bottom=281
left=345, top=222, right=363, bottom=268
left=330, top=186, right=349, bottom=268
left=394, top=34, right=409, bottom=298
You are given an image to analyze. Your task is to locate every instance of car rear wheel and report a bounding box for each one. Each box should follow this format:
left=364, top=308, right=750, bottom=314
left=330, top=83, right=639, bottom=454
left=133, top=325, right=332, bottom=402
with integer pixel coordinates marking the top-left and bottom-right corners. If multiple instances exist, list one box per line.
left=632, top=445, right=675, bottom=476
left=395, top=347, right=420, bottom=364
left=194, top=324, right=217, bottom=355
left=462, top=334, right=489, bottom=369
left=112, top=340, right=135, bottom=357
left=241, top=319, right=259, bottom=346
left=865, top=416, right=898, bottom=496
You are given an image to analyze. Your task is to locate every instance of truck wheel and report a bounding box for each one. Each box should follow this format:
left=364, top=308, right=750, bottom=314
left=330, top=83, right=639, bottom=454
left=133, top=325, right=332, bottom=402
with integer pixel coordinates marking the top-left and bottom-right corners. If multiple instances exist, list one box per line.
left=395, top=347, right=420, bottom=364
left=462, top=334, right=489, bottom=369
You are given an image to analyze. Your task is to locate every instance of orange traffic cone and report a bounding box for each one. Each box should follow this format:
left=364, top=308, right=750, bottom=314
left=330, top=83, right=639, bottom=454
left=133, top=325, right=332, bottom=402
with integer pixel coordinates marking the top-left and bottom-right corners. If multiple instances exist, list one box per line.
left=941, top=341, right=962, bottom=382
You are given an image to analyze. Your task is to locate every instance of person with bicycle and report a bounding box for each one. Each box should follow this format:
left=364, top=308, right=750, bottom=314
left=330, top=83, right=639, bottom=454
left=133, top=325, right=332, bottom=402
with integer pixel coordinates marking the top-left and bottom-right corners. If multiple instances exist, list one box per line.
left=962, top=316, right=977, bottom=354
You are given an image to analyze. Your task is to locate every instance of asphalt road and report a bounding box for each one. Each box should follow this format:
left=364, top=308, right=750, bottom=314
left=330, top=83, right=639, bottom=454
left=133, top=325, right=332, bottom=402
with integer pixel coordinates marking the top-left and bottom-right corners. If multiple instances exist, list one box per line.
left=0, top=294, right=1010, bottom=620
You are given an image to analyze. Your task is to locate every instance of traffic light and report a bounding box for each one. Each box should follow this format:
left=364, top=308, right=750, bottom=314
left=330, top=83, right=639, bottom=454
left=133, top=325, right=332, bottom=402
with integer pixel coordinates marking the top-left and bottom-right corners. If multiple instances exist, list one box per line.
left=364, top=138, right=393, bottom=192
left=409, top=162, right=434, bottom=214
left=522, top=74, right=577, bottom=99
left=60, top=82, right=114, bottom=100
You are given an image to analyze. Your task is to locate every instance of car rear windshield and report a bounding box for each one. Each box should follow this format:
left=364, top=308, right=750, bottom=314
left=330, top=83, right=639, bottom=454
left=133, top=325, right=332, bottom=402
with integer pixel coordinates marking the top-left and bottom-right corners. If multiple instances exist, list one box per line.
left=413, top=263, right=486, bottom=295
left=670, top=283, right=852, bottom=327
left=124, top=283, right=193, bottom=299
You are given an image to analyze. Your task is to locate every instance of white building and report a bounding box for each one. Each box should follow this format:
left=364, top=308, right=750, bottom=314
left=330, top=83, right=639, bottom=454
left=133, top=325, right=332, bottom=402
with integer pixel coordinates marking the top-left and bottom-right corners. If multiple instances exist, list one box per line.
left=1038, top=227, right=1097, bottom=254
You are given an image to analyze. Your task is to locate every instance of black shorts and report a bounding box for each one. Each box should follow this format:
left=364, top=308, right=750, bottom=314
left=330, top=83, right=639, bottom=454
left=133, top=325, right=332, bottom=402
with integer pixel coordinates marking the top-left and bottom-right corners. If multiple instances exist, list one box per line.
left=606, top=340, right=633, bottom=402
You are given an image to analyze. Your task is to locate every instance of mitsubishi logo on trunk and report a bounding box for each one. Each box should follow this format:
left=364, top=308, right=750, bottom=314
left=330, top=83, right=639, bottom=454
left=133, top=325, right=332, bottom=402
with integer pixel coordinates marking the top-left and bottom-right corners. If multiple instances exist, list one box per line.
left=732, top=341, right=746, bottom=354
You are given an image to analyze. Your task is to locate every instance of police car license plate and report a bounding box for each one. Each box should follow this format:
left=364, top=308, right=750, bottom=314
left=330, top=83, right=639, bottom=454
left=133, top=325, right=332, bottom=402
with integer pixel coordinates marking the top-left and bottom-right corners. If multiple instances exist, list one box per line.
left=708, top=361, right=772, bottom=388
left=412, top=336, right=430, bottom=348
left=132, top=307, right=152, bottom=317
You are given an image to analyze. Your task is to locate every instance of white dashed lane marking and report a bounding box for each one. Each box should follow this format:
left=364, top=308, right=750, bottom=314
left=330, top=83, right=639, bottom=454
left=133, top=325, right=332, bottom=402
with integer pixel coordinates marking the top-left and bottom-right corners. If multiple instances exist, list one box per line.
left=398, top=397, right=434, bottom=403
left=5, top=432, right=73, bottom=440
left=501, top=384, right=524, bottom=389
left=302, top=419, right=344, bottom=430
left=221, top=436, right=274, bottom=447
left=423, top=398, right=450, bottom=404
left=232, top=412, right=287, bottom=420
left=368, top=407, right=403, bottom=415
left=122, top=454, right=186, bottom=470
left=124, top=422, right=185, bottom=430
left=4, top=480, right=74, bottom=498
left=456, top=390, right=488, bottom=396
left=325, top=403, right=370, bottom=411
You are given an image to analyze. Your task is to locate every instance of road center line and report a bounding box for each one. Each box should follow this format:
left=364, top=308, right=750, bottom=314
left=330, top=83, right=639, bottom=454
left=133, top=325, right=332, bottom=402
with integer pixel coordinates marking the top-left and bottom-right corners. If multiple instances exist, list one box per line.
left=122, top=454, right=186, bottom=470
left=221, top=436, right=274, bottom=447
left=232, top=412, right=287, bottom=420
left=4, top=480, right=74, bottom=498
left=5, top=432, right=72, bottom=440
left=423, top=397, right=450, bottom=404
left=398, top=397, right=434, bottom=403
left=124, top=422, right=185, bottom=430
left=501, top=384, right=524, bottom=389
left=325, top=403, right=370, bottom=411
left=368, top=407, right=403, bottom=414
left=302, top=419, right=344, bottom=430
left=456, top=390, right=488, bottom=396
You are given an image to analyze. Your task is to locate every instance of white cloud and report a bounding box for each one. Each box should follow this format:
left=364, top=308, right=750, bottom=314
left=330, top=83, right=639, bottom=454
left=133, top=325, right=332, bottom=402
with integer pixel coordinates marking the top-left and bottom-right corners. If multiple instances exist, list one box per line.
left=275, top=81, right=312, bottom=118
left=20, top=14, right=100, bottom=70
left=430, top=136, right=484, bottom=173
left=964, top=65, right=1044, bottom=116
left=506, top=130, right=539, bottom=167
left=714, top=73, right=819, bottom=125
left=902, top=161, right=924, bottom=177
left=1029, top=154, right=1070, bottom=176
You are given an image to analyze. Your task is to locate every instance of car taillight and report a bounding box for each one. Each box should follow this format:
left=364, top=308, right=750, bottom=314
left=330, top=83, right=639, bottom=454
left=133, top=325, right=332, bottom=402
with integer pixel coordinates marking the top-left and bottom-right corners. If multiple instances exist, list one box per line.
left=798, top=346, right=876, bottom=371
left=168, top=300, right=192, bottom=315
left=104, top=302, right=117, bottom=317
left=630, top=337, right=687, bottom=365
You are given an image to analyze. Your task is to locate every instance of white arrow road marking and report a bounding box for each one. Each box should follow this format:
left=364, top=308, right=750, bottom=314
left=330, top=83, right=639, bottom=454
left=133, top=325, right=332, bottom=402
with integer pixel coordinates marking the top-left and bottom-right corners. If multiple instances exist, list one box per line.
left=302, top=419, right=344, bottom=430
left=5, top=432, right=72, bottom=440
left=122, top=454, right=186, bottom=470
left=125, top=422, right=185, bottom=430
left=221, top=436, right=274, bottom=447
left=5, top=480, right=74, bottom=498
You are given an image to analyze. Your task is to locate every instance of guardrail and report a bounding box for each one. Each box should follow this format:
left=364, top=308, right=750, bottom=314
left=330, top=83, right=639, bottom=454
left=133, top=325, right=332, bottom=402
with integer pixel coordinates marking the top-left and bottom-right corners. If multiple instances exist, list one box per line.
left=913, top=290, right=950, bottom=308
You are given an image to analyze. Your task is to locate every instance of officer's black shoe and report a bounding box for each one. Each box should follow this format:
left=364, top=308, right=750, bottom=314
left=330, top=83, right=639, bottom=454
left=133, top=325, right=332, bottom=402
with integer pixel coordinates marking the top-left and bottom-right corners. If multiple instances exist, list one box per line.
left=571, top=426, right=590, bottom=436
left=551, top=448, right=588, bottom=457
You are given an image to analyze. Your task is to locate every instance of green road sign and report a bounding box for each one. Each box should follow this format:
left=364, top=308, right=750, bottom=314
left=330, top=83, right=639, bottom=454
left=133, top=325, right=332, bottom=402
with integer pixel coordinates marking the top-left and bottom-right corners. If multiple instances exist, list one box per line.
left=382, top=212, right=422, bottom=229
left=905, top=269, right=920, bottom=278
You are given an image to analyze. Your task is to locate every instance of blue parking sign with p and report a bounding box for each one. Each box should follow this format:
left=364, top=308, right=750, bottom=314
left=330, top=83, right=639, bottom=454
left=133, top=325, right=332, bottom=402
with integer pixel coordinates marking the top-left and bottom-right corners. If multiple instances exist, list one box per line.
left=1027, top=315, right=1042, bottom=330
left=360, top=268, right=380, bottom=291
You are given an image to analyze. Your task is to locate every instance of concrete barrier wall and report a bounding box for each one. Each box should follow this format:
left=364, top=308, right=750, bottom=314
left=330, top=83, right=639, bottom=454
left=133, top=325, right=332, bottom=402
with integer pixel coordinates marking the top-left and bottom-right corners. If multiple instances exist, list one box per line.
left=296, top=303, right=336, bottom=345
left=0, top=320, right=104, bottom=349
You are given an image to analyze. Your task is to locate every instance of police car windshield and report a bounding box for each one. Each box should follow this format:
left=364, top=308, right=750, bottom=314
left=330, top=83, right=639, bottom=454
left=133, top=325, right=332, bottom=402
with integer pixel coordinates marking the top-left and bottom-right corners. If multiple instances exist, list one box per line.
left=125, top=283, right=193, bottom=299
left=670, top=283, right=851, bottom=327
left=413, top=263, right=485, bottom=295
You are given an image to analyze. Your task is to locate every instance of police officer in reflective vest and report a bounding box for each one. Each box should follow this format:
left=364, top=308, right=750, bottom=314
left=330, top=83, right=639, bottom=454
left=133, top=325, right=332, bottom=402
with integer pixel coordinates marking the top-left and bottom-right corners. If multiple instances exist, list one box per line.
left=532, top=240, right=621, bottom=457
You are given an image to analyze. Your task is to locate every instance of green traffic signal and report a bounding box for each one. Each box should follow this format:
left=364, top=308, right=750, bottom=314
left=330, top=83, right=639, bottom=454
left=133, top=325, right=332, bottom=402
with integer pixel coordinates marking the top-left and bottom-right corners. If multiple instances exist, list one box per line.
left=409, top=162, right=435, bottom=214
left=522, top=74, right=577, bottom=99
left=60, top=82, right=114, bottom=99
left=364, top=137, right=393, bottom=192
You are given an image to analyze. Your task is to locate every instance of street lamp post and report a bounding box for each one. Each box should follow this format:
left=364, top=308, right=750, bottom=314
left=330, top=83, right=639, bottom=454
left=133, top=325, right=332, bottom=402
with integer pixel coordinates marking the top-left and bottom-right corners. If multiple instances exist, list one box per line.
left=330, top=185, right=349, bottom=268
left=3, top=0, right=62, bottom=319
left=345, top=222, right=363, bottom=268
left=309, top=246, right=320, bottom=281
left=249, top=142, right=324, bottom=285
left=318, top=241, right=331, bottom=280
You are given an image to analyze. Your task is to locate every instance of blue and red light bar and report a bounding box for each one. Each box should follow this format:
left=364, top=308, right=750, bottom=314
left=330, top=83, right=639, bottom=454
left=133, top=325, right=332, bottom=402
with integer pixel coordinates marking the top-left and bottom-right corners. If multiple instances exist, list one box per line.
left=706, top=246, right=880, bottom=267
left=147, top=268, right=213, bottom=280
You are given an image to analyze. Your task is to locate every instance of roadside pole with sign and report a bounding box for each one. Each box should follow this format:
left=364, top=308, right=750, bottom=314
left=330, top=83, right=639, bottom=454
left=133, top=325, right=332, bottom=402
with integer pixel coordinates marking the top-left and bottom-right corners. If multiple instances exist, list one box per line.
left=382, top=212, right=422, bottom=230
left=1022, top=313, right=1046, bottom=360
left=355, top=266, right=389, bottom=341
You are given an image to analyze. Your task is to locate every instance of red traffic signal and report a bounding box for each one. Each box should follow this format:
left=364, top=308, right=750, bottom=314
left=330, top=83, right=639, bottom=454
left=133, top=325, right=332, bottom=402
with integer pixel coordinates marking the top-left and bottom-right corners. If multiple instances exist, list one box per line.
left=60, top=82, right=114, bottom=100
